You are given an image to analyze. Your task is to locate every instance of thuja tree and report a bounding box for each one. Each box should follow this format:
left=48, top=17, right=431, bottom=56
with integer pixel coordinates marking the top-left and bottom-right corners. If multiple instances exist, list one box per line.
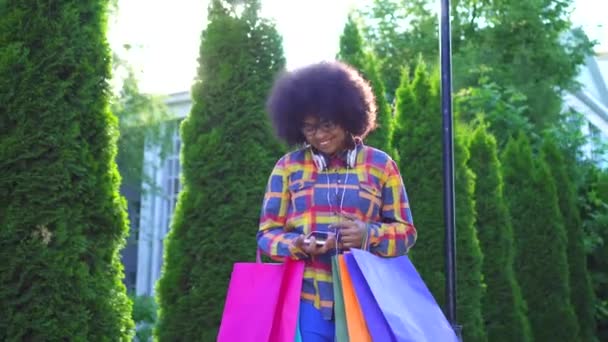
left=393, top=62, right=486, bottom=341
left=542, top=136, right=596, bottom=341
left=0, top=0, right=134, bottom=340
left=154, top=0, right=285, bottom=340
left=337, top=15, right=393, bottom=154
left=468, top=123, right=532, bottom=342
left=501, top=134, right=580, bottom=341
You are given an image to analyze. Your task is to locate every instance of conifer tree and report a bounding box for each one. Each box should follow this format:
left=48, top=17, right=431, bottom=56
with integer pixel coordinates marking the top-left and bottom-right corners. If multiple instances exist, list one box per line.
left=394, top=62, right=486, bottom=341
left=542, top=137, right=596, bottom=341
left=502, top=134, right=580, bottom=342
left=154, top=1, right=285, bottom=340
left=468, top=124, right=532, bottom=342
left=338, top=15, right=393, bottom=154
left=0, top=1, right=134, bottom=340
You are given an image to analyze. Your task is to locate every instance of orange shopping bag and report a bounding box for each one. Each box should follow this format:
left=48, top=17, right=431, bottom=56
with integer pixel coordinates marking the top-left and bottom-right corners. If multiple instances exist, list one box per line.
left=338, top=254, right=372, bottom=342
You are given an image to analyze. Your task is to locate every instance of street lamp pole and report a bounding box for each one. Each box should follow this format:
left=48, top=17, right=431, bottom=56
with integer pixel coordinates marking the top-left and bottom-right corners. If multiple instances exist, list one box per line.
left=439, top=0, right=462, bottom=339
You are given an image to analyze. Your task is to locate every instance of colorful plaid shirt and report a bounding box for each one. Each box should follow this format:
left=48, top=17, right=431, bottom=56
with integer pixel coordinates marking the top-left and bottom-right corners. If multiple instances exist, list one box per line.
left=256, top=143, right=417, bottom=320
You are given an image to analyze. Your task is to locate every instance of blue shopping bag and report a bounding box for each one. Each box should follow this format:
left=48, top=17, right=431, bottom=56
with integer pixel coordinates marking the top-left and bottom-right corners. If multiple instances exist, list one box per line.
left=343, top=253, right=394, bottom=342
left=349, top=249, right=458, bottom=342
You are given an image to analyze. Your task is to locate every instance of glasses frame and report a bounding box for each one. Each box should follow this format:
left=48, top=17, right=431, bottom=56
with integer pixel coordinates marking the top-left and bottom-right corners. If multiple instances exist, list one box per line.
left=301, top=120, right=337, bottom=136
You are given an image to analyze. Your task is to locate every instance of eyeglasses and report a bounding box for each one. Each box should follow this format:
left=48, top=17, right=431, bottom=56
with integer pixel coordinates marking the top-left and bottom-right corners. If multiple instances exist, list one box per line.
left=301, top=120, right=337, bottom=136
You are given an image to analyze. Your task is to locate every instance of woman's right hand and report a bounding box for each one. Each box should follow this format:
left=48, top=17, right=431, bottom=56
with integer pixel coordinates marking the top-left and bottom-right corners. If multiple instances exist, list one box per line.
left=294, top=233, right=337, bottom=256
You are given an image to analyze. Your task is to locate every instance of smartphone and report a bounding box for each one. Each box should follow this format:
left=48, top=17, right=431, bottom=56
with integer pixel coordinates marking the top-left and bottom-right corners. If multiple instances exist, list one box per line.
left=304, top=231, right=329, bottom=246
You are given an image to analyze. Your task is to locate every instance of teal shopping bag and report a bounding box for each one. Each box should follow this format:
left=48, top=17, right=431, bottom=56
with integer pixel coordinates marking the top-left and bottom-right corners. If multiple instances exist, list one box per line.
left=332, top=256, right=349, bottom=342
left=294, top=313, right=302, bottom=342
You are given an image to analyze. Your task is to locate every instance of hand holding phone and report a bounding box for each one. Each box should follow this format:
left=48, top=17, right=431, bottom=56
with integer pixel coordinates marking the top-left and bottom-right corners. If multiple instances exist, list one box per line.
left=295, top=231, right=336, bottom=256
left=331, top=212, right=367, bottom=249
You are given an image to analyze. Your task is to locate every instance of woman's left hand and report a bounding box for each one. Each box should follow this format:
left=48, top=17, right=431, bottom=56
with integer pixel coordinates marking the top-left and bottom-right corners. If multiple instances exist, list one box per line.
left=334, top=213, right=367, bottom=249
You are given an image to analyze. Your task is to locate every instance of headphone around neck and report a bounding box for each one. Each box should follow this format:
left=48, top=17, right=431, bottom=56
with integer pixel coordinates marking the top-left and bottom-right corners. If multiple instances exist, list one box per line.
left=310, top=147, right=357, bottom=171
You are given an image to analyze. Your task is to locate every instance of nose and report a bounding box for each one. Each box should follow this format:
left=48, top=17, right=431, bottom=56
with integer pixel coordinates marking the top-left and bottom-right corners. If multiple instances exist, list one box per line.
left=314, top=127, right=329, bottom=140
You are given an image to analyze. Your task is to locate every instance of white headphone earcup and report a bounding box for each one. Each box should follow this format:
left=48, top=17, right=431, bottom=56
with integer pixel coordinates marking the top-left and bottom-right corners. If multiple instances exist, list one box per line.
left=312, top=151, right=326, bottom=171
left=310, top=147, right=356, bottom=170
left=347, top=149, right=357, bottom=169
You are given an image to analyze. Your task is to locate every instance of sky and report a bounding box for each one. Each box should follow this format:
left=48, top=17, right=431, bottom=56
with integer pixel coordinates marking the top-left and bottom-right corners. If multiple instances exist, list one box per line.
left=107, top=0, right=608, bottom=95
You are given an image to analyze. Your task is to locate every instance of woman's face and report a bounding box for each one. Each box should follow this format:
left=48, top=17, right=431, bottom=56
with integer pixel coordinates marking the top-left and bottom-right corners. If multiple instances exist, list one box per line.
left=301, top=116, right=348, bottom=155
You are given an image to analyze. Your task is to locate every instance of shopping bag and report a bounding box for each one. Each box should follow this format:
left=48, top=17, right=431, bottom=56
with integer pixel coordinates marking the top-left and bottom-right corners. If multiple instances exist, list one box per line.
left=350, top=249, right=458, bottom=342
left=294, top=311, right=303, bottom=342
left=338, top=255, right=372, bottom=342
left=343, top=253, right=395, bottom=342
left=332, top=256, right=349, bottom=342
left=217, top=251, right=305, bottom=342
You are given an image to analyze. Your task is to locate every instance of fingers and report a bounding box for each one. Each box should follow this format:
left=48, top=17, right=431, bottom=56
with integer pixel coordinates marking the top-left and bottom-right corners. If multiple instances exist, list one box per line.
left=323, top=235, right=337, bottom=251
left=303, top=236, right=325, bottom=255
left=338, top=224, right=361, bottom=240
left=343, top=221, right=359, bottom=228
left=341, top=235, right=362, bottom=249
left=339, top=212, right=360, bottom=222
left=301, top=236, right=316, bottom=254
left=301, top=234, right=338, bottom=255
left=338, top=223, right=365, bottom=249
left=294, top=234, right=305, bottom=248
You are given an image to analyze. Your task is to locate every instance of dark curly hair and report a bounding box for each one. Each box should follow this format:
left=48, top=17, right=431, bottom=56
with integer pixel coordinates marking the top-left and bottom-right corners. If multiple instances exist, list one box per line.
left=266, top=61, right=377, bottom=146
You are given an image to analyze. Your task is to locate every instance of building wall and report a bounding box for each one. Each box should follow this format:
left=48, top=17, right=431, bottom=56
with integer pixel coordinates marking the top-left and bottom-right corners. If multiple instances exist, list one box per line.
left=564, top=53, right=608, bottom=167
left=134, top=93, right=190, bottom=296
left=119, top=182, right=141, bottom=293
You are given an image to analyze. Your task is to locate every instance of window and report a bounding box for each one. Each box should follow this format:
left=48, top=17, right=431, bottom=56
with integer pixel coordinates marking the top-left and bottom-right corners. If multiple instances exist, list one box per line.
left=163, top=122, right=182, bottom=237
left=154, top=120, right=183, bottom=281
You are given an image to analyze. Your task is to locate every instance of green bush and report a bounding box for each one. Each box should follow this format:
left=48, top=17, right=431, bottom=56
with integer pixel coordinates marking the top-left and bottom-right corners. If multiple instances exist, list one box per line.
left=580, top=166, right=608, bottom=340
left=131, top=295, right=158, bottom=342
left=0, top=0, right=133, bottom=340
left=393, top=61, right=486, bottom=341
left=337, top=15, right=393, bottom=154
left=502, top=134, right=580, bottom=341
left=362, top=54, right=394, bottom=155
left=154, top=1, right=285, bottom=340
left=468, top=123, right=532, bottom=341
left=542, top=137, right=597, bottom=341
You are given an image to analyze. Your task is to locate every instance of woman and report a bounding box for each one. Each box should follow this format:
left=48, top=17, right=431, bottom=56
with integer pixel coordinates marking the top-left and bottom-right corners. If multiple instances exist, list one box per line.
left=257, top=61, right=417, bottom=341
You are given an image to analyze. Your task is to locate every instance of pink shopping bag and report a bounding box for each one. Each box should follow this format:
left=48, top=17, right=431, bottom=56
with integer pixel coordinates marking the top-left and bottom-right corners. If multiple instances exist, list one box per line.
left=217, top=251, right=305, bottom=342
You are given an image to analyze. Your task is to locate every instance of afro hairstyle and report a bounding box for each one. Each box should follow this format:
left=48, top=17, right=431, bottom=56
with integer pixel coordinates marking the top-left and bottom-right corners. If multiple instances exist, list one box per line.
left=266, top=61, right=377, bottom=146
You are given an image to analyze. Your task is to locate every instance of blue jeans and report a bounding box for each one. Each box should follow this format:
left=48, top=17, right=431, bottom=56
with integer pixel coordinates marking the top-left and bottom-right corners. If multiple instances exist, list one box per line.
left=299, top=301, right=335, bottom=342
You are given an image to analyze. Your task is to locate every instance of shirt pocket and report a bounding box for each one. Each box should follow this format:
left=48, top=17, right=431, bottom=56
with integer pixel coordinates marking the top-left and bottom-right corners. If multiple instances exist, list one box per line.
left=358, top=181, right=382, bottom=220
left=288, top=179, right=315, bottom=215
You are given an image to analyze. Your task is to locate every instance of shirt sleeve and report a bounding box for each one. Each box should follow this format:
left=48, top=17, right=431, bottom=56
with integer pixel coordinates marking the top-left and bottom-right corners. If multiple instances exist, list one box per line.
left=256, top=157, right=308, bottom=261
left=366, top=159, right=417, bottom=257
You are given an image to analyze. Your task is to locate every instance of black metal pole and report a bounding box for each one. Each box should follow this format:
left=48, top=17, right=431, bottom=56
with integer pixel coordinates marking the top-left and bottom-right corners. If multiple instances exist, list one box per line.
left=439, top=0, right=462, bottom=339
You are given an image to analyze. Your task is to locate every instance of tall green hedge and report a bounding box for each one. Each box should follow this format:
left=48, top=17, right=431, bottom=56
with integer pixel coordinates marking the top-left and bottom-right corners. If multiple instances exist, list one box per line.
left=362, top=54, right=394, bottom=155
left=542, top=137, right=596, bottom=341
left=337, top=15, right=393, bottom=154
left=501, top=134, right=580, bottom=342
left=581, top=166, right=608, bottom=340
left=452, top=126, right=487, bottom=342
left=0, top=1, right=134, bottom=340
left=468, top=124, right=532, bottom=342
left=154, top=1, right=285, bottom=340
left=337, top=14, right=366, bottom=71
left=393, top=62, right=486, bottom=341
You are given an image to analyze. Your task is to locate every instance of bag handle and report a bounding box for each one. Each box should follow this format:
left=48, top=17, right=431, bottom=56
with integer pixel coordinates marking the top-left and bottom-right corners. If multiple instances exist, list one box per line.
left=336, top=222, right=371, bottom=254
left=362, top=224, right=370, bottom=251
